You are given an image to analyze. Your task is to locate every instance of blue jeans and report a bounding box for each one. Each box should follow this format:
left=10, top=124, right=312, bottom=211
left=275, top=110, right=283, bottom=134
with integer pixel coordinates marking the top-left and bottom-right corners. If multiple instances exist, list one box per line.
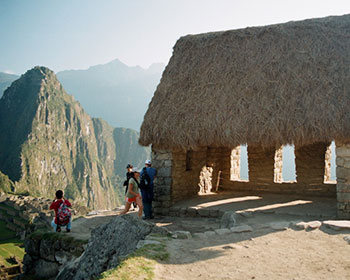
left=141, top=185, right=154, bottom=218
left=143, top=201, right=153, bottom=218
left=51, top=218, right=71, bottom=231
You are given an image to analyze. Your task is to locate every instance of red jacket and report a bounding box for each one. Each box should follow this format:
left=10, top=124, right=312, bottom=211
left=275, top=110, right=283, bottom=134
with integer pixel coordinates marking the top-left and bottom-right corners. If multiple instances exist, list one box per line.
left=50, top=199, right=71, bottom=224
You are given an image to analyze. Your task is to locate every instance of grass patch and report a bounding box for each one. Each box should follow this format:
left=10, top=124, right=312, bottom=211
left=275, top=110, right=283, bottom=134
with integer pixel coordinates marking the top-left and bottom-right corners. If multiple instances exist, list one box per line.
left=96, top=242, right=169, bottom=280
left=0, top=221, right=24, bottom=267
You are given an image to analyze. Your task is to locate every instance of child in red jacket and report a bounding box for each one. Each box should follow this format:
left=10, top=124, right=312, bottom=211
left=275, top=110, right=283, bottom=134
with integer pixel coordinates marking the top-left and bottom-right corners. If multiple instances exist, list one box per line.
left=50, top=190, right=72, bottom=232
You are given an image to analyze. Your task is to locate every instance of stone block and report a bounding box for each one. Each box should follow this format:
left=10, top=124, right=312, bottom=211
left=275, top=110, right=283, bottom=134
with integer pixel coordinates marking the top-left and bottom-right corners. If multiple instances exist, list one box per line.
left=336, top=157, right=345, bottom=167
left=153, top=208, right=163, bottom=215
left=323, top=220, right=350, bottom=230
left=164, top=177, right=172, bottom=185
left=187, top=207, right=198, bottom=217
left=336, top=147, right=350, bottom=157
left=157, top=195, right=171, bottom=202
left=209, top=209, right=220, bottom=218
left=230, top=225, right=253, bottom=233
left=155, top=185, right=171, bottom=196
left=307, top=221, right=322, bottom=229
left=158, top=167, right=172, bottom=177
left=337, top=183, right=350, bottom=193
left=193, top=232, right=206, bottom=238
left=161, top=201, right=172, bottom=208
left=338, top=210, right=350, bottom=219
left=295, top=222, right=308, bottom=230
left=336, top=167, right=350, bottom=182
left=160, top=208, right=169, bottom=215
left=152, top=201, right=162, bottom=208
left=269, top=222, right=290, bottom=230
left=204, top=231, right=216, bottom=237
left=180, top=207, right=187, bottom=216
left=197, top=208, right=211, bottom=217
left=337, top=192, right=350, bottom=202
left=169, top=211, right=179, bottom=217
left=214, top=228, right=231, bottom=235
left=172, top=231, right=192, bottom=239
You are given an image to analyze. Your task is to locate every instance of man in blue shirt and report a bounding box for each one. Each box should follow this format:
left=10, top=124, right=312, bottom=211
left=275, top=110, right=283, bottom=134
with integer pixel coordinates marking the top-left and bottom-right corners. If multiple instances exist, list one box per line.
left=140, top=159, right=157, bottom=219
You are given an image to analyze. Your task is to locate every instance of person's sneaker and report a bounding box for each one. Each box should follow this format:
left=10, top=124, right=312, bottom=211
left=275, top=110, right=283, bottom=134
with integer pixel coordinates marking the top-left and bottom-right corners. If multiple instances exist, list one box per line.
left=149, top=215, right=155, bottom=219
left=56, top=226, right=61, bottom=232
left=142, top=216, right=149, bottom=220
left=66, top=229, right=71, bottom=233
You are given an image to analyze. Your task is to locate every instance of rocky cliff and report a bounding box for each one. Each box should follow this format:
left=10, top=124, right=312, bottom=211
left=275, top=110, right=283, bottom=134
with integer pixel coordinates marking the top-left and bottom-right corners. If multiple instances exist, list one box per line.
left=0, top=67, right=148, bottom=209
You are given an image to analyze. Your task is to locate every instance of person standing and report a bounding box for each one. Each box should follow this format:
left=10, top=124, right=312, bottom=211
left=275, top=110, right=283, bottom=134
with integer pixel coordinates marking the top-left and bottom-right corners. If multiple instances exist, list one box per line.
left=123, top=163, right=137, bottom=210
left=119, top=169, right=143, bottom=218
left=50, top=190, right=72, bottom=232
left=140, top=159, right=157, bottom=219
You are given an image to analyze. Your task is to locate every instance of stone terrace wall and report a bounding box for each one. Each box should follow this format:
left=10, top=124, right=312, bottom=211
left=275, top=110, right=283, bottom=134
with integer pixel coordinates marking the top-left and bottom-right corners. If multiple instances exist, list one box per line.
left=336, top=143, right=350, bottom=219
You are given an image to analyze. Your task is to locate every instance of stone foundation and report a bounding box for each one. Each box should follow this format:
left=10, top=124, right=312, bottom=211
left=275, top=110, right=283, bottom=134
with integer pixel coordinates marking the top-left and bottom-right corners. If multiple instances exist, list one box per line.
left=336, top=143, right=350, bottom=219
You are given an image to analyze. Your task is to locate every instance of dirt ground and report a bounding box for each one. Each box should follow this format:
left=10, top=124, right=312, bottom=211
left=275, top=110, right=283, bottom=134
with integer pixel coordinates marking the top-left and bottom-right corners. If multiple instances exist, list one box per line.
left=70, top=192, right=350, bottom=279
left=152, top=192, right=350, bottom=280
left=154, top=219, right=350, bottom=280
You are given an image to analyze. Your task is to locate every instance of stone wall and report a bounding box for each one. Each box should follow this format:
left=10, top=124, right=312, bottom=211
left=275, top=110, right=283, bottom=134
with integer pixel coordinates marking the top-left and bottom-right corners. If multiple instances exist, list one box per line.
left=23, top=233, right=86, bottom=279
left=274, top=147, right=283, bottom=183
left=207, top=147, right=231, bottom=190
left=248, top=146, right=275, bottom=185
left=172, top=148, right=207, bottom=201
left=152, top=142, right=337, bottom=215
left=295, top=142, right=329, bottom=185
left=221, top=142, right=335, bottom=196
left=151, top=149, right=173, bottom=216
left=324, top=144, right=332, bottom=182
left=336, top=143, right=350, bottom=219
left=230, top=146, right=240, bottom=181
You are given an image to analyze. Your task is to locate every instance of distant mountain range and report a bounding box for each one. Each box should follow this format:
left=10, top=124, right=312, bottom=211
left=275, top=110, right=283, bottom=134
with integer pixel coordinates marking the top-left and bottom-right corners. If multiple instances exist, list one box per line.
left=0, top=72, right=18, bottom=97
left=57, top=59, right=165, bottom=131
left=0, top=67, right=150, bottom=209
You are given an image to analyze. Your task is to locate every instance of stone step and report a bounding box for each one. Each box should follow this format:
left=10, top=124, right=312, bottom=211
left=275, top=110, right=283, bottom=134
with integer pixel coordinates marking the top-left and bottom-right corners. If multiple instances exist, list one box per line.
left=323, top=220, right=350, bottom=231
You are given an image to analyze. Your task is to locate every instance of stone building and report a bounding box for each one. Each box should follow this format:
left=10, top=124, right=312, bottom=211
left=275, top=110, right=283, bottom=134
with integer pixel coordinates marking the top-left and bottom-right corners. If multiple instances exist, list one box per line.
left=139, top=14, right=350, bottom=219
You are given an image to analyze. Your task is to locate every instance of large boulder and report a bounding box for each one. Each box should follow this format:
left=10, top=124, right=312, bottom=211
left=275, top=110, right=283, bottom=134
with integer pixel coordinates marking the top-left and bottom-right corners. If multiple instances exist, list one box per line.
left=56, top=215, right=153, bottom=280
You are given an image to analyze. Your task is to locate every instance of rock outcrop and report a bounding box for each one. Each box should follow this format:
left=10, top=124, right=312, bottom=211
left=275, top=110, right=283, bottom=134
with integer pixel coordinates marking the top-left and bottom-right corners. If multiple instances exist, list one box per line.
left=56, top=215, right=153, bottom=280
left=22, top=230, right=86, bottom=279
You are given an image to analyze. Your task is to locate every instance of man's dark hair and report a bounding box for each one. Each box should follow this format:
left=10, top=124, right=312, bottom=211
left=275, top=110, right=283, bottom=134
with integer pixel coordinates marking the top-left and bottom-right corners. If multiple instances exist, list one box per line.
left=56, top=190, right=63, bottom=199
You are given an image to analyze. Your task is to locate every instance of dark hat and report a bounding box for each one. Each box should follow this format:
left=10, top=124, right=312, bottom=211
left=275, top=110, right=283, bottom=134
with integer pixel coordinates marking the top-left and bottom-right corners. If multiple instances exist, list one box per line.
left=126, top=163, right=133, bottom=169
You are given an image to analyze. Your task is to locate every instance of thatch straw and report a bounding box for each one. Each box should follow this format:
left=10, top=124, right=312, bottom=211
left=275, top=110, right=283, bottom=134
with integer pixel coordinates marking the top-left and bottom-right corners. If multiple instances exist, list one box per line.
left=139, top=14, right=350, bottom=150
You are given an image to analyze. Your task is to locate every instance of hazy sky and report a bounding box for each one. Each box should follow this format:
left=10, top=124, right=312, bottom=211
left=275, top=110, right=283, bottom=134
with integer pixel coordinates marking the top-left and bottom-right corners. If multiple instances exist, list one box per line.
left=1, top=0, right=350, bottom=74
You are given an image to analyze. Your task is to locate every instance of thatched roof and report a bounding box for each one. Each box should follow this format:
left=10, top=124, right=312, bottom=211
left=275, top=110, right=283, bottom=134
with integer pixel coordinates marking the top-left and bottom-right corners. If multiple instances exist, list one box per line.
left=140, top=14, right=350, bottom=150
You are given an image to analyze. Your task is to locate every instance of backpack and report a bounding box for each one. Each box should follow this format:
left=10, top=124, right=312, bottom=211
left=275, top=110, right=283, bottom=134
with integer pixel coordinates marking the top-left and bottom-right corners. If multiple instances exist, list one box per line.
left=57, top=200, right=71, bottom=226
left=139, top=167, right=151, bottom=190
